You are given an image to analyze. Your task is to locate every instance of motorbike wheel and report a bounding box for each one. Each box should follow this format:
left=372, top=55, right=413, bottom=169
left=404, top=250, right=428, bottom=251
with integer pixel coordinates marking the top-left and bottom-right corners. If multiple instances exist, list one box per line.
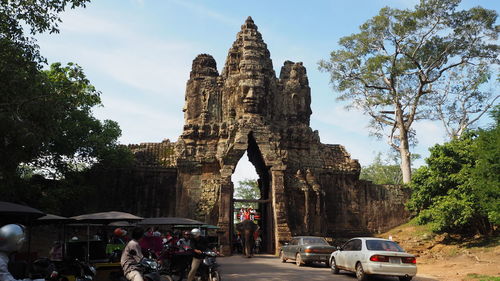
left=209, top=271, right=221, bottom=281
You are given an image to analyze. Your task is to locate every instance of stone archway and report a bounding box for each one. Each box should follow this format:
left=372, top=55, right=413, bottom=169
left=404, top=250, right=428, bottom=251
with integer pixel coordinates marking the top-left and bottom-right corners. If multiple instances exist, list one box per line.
left=228, top=132, right=274, bottom=254
left=211, top=125, right=290, bottom=255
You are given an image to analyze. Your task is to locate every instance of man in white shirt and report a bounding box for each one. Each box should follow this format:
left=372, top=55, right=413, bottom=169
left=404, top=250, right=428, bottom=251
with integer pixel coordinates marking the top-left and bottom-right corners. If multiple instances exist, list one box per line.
left=120, top=227, right=145, bottom=281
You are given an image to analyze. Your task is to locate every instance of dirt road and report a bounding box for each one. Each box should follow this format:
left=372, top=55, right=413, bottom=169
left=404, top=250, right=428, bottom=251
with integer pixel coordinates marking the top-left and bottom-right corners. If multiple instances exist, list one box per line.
left=218, top=254, right=439, bottom=281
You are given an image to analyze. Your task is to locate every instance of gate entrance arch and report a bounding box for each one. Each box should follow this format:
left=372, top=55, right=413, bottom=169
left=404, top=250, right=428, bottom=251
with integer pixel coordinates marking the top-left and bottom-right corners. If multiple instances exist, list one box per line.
left=229, top=132, right=274, bottom=254
left=171, top=16, right=411, bottom=256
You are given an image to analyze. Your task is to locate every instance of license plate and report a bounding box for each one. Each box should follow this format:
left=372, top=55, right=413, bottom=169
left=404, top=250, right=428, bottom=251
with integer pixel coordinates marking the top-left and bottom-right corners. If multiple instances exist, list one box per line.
left=390, top=258, right=400, bottom=264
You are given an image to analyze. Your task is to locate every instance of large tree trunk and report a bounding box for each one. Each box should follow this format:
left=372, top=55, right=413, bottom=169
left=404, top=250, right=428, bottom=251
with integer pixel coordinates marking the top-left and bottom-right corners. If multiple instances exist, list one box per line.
left=395, top=105, right=412, bottom=184
left=399, top=128, right=412, bottom=184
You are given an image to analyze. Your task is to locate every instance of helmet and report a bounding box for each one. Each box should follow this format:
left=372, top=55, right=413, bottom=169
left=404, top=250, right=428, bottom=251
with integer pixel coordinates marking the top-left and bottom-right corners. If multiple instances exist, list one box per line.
left=114, top=228, right=127, bottom=237
left=190, top=228, right=201, bottom=238
left=0, top=224, right=26, bottom=253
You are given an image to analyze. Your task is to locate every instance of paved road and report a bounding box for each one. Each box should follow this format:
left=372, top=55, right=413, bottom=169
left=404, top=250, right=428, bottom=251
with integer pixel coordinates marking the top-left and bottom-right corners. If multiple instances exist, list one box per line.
left=218, top=254, right=439, bottom=281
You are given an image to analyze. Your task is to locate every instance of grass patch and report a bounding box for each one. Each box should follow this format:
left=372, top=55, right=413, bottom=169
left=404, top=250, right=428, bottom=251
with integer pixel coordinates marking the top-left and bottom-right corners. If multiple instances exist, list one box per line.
left=466, top=273, right=500, bottom=281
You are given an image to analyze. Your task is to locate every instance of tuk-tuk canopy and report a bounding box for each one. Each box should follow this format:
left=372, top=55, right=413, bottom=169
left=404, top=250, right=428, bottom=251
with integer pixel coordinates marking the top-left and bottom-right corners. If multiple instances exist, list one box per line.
left=71, top=211, right=143, bottom=223
left=138, top=217, right=205, bottom=226
left=0, top=201, right=45, bottom=223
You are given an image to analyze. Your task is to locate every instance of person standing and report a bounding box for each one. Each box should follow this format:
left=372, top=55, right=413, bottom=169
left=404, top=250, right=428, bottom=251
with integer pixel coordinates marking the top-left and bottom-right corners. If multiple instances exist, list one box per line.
left=121, top=227, right=145, bottom=281
left=187, top=228, right=208, bottom=281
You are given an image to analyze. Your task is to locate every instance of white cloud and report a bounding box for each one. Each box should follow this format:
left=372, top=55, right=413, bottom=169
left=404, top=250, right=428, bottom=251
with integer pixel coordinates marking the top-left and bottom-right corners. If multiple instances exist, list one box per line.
left=94, top=97, right=183, bottom=144
left=413, top=120, right=446, bottom=148
left=60, top=12, right=126, bottom=35
left=50, top=12, right=194, bottom=96
left=312, top=105, right=371, bottom=136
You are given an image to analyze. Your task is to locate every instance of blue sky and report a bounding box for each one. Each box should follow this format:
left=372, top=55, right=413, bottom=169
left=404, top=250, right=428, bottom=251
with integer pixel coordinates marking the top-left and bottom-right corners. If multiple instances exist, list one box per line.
left=35, top=0, right=499, bottom=182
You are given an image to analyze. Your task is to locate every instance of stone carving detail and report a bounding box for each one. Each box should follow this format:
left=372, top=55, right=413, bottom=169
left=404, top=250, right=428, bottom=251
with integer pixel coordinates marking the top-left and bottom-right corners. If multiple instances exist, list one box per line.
left=195, top=179, right=220, bottom=218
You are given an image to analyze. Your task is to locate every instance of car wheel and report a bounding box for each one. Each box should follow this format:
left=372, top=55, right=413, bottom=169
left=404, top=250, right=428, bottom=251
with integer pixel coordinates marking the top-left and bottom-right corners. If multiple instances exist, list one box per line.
left=280, top=251, right=286, bottom=263
left=330, top=257, right=340, bottom=274
left=399, top=276, right=412, bottom=281
left=355, top=262, right=368, bottom=281
left=295, top=253, right=303, bottom=267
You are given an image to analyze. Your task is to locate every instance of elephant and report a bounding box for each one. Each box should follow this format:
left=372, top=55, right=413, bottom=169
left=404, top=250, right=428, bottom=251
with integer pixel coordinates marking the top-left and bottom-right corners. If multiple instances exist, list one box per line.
left=235, top=219, right=260, bottom=258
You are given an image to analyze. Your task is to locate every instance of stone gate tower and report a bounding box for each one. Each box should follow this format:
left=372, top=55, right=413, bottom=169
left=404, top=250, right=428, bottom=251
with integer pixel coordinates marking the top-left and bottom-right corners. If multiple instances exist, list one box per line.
left=171, top=17, right=410, bottom=255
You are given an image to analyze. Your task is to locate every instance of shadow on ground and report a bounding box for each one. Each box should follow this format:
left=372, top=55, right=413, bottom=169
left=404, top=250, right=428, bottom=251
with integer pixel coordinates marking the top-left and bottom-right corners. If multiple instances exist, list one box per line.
left=219, top=254, right=439, bottom=281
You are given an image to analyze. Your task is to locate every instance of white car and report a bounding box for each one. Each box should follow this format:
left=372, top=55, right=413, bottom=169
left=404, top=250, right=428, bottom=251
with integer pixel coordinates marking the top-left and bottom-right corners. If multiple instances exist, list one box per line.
left=329, top=237, right=417, bottom=281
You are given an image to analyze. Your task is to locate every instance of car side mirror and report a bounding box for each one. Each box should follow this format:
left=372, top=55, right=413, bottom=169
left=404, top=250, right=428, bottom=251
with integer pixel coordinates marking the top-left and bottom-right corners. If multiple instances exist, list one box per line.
left=336, top=246, right=342, bottom=251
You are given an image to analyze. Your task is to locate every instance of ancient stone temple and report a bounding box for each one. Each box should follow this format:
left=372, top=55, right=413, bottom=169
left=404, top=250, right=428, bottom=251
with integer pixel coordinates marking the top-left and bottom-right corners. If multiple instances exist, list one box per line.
left=172, top=17, right=409, bottom=254
left=97, top=17, right=410, bottom=255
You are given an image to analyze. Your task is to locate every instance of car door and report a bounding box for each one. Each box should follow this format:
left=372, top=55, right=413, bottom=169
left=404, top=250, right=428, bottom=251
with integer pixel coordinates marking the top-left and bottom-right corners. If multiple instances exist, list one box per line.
left=336, top=240, right=353, bottom=269
left=292, top=238, right=301, bottom=258
left=344, top=239, right=362, bottom=271
left=285, top=238, right=297, bottom=259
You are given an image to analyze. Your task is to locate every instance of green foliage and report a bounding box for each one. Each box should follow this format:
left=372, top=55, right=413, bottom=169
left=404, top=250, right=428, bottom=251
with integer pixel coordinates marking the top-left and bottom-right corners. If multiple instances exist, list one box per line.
left=360, top=152, right=403, bottom=185
left=408, top=107, right=500, bottom=234
left=234, top=179, right=260, bottom=209
left=0, top=0, right=134, bottom=214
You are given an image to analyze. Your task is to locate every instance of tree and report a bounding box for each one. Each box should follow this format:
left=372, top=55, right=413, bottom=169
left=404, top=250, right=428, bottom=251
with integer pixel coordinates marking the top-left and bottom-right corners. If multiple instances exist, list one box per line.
left=407, top=107, right=499, bottom=234
left=1, top=61, right=123, bottom=179
left=468, top=107, right=500, bottom=226
left=234, top=179, right=260, bottom=209
left=1, top=0, right=91, bottom=179
left=431, top=63, right=499, bottom=139
left=360, top=152, right=403, bottom=185
left=0, top=0, right=133, bottom=212
left=319, top=0, right=499, bottom=183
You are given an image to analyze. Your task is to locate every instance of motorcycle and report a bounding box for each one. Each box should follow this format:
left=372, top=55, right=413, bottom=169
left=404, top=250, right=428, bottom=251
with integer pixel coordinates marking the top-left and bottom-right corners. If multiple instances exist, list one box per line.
left=52, top=259, right=96, bottom=281
left=73, top=260, right=97, bottom=281
left=195, top=250, right=220, bottom=281
left=157, top=244, right=220, bottom=281
left=119, top=255, right=173, bottom=281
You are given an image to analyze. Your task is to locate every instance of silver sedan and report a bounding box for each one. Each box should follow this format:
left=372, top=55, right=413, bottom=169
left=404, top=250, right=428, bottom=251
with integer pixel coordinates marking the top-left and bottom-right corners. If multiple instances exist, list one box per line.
left=280, top=236, right=336, bottom=266
left=329, top=237, right=417, bottom=281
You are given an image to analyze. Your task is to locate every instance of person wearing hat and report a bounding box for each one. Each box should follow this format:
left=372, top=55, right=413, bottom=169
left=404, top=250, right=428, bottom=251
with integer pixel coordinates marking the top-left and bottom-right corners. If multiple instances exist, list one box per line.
left=0, top=224, right=45, bottom=281
left=187, top=228, right=208, bottom=281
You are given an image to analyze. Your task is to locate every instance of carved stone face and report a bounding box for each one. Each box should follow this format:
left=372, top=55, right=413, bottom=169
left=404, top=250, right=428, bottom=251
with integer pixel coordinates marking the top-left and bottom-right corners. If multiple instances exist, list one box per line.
left=239, top=78, right=265, bottom=114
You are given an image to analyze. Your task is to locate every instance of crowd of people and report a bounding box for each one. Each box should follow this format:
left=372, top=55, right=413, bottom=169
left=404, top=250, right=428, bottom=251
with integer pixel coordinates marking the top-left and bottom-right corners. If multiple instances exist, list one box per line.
left=0, top=224, right=213, bottom=281
left=120, top=227, right=210, bottom=281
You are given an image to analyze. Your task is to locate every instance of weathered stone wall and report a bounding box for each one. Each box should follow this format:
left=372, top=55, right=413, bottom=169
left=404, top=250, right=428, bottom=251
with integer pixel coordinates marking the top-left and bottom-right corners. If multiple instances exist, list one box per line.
left=83, top=140, right=178, bottom=217
left=86, top=166, right=177, bottom=218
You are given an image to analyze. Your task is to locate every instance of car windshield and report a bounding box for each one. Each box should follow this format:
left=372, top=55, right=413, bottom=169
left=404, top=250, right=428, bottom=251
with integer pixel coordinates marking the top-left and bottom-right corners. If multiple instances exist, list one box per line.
left=302, top=237, right=329, bottom=245
left=366, top=240, right=404, bottom=252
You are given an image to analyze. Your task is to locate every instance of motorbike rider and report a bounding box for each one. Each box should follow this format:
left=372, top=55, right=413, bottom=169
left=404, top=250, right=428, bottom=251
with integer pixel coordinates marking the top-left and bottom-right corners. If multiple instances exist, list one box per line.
left=121, top=227, right=145, bottom=281
left=0, top=224, right=45, bottom=281
left=186, top=228, right=208, bottom=281
left=176, top=231, right=191, bottom=251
